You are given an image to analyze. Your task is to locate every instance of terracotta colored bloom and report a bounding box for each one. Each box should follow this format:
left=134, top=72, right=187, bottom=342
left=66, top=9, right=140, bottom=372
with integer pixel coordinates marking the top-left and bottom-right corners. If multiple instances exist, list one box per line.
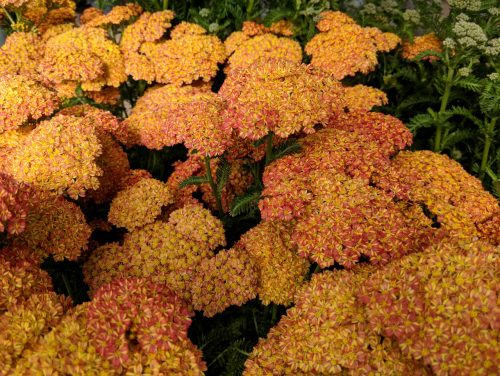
left=224, top=32, right=302, bottom=72
left=190, top=246, right=258, bottom=317
left=245, top=266, right=429, bottom=375
left=86, top=278, right=206, bottom=373
left=85, top=86, right=121, bottom=105
left=12, top=191, right=91, bottom=262
left=0, top=32, right=42, bottom=79
left=0, top=127, right=32, bottom=173
left=0, top=292, right=71, bottom=374
left=219, top=58, right=345, bottom=140
left=402, top=33, right=442, bottom=61
left=9, top=114, right=102, bottom=198
left=238, top=221, right=309, bottom=306
left=166, top=158, right=204, bottom=209
left=108, top=177, right=174, bottom=231
left=269, top=20, right=294, bottom=36
left=0, top=173, right=32, bottom=235
left=305, top=11, right=400, bottom=79
left=40, top=26, right=126, bottom=91
left=477, top=211, right=500, bottom=246
left=359, top=240, right=499, bottom=375
left=40, top=23, right=75, bottom=41
left=83, top=243, right=125, bottom=297
left=0, top=0, right=29, bottom=6
left=373, top=151, right=499, bottom=241
left=0, top=75, right=59, bottom=133
left=23, top=0, right=76, bottom=33
left=84, top=3, right=142, bottom=28
left=121, top=169, right=153, bottom=188
left=343, top=84, right=388, bottom=112
left=260, top=114, right=412, bottom=221
left=241, top=20, right=293, bottom=37
left=124, top=85, right=233, bottom=155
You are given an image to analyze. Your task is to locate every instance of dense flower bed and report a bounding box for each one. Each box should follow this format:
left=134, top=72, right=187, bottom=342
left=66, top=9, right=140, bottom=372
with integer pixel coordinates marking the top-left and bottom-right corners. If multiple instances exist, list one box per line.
left=0, top=1, right=498, bottom=375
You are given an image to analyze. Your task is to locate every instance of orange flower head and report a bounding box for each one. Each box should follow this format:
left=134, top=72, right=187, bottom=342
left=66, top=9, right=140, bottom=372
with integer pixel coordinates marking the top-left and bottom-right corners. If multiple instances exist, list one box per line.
left=79, top=7, right=103, bottom=24
left=306, top=11, right=400, bottom=79
left=108, top=177, right=174, bottom=231
left=0, top=32, right=43, bottom=79
left=12, top=191, right=91, bottom=262
left=0, top=75, right=59, bottom=133
left=84, top=3, right=142, bottom=28
left=220, top=58, right=345, bottom=140
left=9, top=114, right=103, bottom=198
left=402, top=33, right=442, bottom=61
left=0, top=173, right=33, bottom=235
left=343, top=84, right=388, bottom=112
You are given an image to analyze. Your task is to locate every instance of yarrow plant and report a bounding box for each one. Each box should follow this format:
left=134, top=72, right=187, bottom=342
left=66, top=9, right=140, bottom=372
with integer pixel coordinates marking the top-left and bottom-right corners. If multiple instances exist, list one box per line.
left=0, top=1, right=498, bottom=374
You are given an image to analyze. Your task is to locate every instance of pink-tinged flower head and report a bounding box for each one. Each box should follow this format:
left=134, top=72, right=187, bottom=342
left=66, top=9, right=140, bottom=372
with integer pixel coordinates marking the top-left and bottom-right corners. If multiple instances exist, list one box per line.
left=219, top=58, right=345, bottom=140
left=86, top=277, right=206, bottom=373
left=476, top=211, right=500, bottom=246
left=359, top=240, right=499, bottom=375
left=124, top=84, right=233, bottom=155
left=108, top=177, right=174, bottom=231
left=12, top=191, right=91, bottom=262
left=0, top=0, right=29, bottom=7
left=373, top=150, right=499, bottom=241
left=402, top=33, right=442, bottom=61
left=0, top=32, right=43, bottom=79
left=9, top=114, right=103, bottom=199
left=305, top=11, right=400, bottom=79
left=0, top=255, right=54, bottom=312
left=84, top=3, right=143, bottom=28
left=238, top=221, right=310, bottom=306
left=83, top=242, right=124, bottom=297
left=245, top=266, right=429, bottom=375
left=0, top=75, right=59, bottom=133
left=0, top=173, right=32, bottom=235
left=191, top=246, right=258, bottom=317
left=40, top=26, right=126, bottom=91
left=0, top=292, right=72, bottom=374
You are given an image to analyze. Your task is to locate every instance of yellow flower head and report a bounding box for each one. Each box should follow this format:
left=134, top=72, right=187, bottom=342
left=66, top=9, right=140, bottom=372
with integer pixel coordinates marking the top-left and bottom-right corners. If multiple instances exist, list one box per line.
left=9, top=114, right=103, bottom=198
left=84, top=3, right=142, bottom=28
left=0, top=75, right=59, bottom=133
left=190, top=246, right=258, bottom=317
left=0, top=32, right=42, bottom=79
left=40, top=26, right=126, bottom=91
left=343, top=84, right=388, bottom=112
left=108, top=177, right=174, bottom=231
left=12, top=191, right=91, bottom=262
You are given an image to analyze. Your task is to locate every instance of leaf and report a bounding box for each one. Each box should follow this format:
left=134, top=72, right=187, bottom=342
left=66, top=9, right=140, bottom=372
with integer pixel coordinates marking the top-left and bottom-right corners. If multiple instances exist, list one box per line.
left=263, top=8, right=293, bottom=26
left=445, top=106, right=483, bottom=127
left=179, top=176, right=209, bottom=189
left=454, top=76, right=482, bottom=93
left=269, top=139, right=301, bottom=164
left=229, top=190, right=261, bottom=217
left=216, top=156, right=232, bottom=195
left=408, top=113, right=435, bottom=132
left=412, top=49, right=444, bottom=62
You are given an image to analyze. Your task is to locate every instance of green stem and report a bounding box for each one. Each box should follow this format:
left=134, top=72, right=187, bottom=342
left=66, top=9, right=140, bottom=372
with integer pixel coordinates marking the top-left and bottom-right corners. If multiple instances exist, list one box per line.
left=434, top=65, right=454, bottom=152
left=205, top=156, right=224, bottom=215
left=271, top=304, right=278, bottom=323
left=162, top=0, right=168, bottom=10
left=247, top=0, right=255, bottom=17
left=265, top=132, right=274, bottom=166
left=61, top=273, right=74, bottom=301
left=480, top=117, right=497, bottom=180
left=1, top=6, right=15, bottom=24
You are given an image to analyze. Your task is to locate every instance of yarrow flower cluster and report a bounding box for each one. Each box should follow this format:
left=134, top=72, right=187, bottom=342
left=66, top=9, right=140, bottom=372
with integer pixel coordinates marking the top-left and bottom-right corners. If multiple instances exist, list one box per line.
left=372, top=151, right=499, bottom=241
left=402, top=33, right=443, bottom=61
left=83, top=3, right=143, bottom=28
left=224, top=21, right=301, bottom=72
left=12, top=191, right=91, bottom=262
left=0, top=75, right=59, bottom=133
left=190, top=246, right=258, bottom=317
left=245, top=266, right=428, bottom=375
left=8, top=114, right=103, bottom=199
left=305, top=11, right=401, bottom=79
left=0, top=32, right=42, bottom=79
left=124, top=84, right=233, bottom=155
left=359, top=240, right=499, bottom=375
left=237, top=221, right=309, bottom=306
left=219, top=58, right=345, bottom=140
left=84, top=204, right=225, bottom=300
left=121, top=12, right=225, bottom=85
left=108, top=177, right=174, bottom=231
left=0, top=173, right=32, bottom=235
left=343, top=84, right=388, bottom=112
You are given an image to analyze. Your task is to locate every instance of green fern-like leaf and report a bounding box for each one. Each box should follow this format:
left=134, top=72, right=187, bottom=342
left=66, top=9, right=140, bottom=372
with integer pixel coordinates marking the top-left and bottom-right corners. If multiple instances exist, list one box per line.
left=408, top=113, right=435, bottom=132
left=454, top=76, right=482, bottom=93
left=269, top=139, right=301, bottom=164
left=179, top=175, right=209, bottom=189
left=263, top=8, right=294, bottom=25
left=445, top=106, right=483, bottom=127
left=413, top=50, right=444, bottom=62
left=229, top=191, right=261, bottom=217
left=216, top=157, right=232, bottom=195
